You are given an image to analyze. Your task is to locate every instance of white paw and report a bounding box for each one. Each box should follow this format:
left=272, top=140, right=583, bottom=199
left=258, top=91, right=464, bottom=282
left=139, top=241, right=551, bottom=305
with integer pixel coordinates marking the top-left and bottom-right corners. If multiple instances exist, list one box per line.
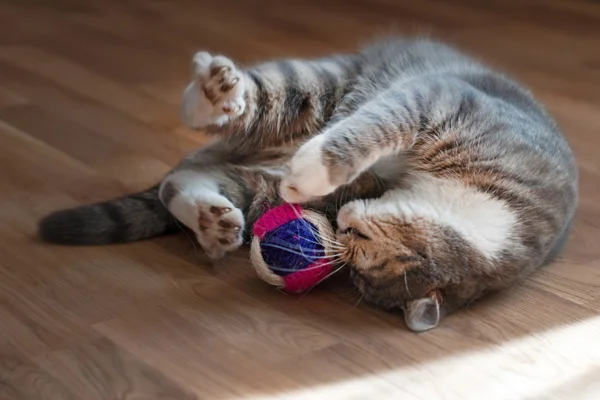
left=181, top=52, right=246, bottom=130
left=194, top=197, right=245, bottom=260
left=163, top=172, right=245, bottom=259
left=280, top=135, right=338, bottom=203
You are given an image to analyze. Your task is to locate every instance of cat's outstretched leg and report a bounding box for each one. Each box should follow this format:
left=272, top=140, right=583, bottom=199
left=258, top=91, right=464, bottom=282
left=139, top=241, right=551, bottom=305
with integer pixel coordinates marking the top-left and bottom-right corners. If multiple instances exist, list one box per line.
left=159, top=161, right=282, bottom=259
left=280, top=76, right=480, bottom=203
left=180, top=51, right=360, bottom=147
left=159, top=169, right=246, bottom=259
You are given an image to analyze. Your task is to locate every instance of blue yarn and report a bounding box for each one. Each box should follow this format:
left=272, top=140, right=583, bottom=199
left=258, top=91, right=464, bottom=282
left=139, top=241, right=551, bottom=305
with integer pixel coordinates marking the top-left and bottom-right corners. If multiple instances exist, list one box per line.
left=260, top=218, right=325, bottom=277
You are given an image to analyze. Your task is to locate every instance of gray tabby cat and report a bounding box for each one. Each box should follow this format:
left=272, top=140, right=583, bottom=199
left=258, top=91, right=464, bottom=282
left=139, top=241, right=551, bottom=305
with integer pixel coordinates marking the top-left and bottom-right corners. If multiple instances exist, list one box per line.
left=39, top=37, right=578, bottom=332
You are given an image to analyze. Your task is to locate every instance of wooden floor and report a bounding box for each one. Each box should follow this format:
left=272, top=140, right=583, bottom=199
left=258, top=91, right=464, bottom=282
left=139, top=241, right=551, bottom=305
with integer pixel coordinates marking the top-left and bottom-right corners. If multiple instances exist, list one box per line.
left=1, top=0, right=600, bottom=399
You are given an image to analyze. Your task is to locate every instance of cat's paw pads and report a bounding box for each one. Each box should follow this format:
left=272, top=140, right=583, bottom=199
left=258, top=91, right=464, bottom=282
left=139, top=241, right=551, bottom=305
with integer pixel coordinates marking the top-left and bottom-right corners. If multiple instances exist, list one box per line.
left=195, top=53, right=245, bottom=115
left=181, top=52, right=246, bottom=129
left=280, top=135, right=338, bottom=203
left=195, top=196, right=245, bottom=260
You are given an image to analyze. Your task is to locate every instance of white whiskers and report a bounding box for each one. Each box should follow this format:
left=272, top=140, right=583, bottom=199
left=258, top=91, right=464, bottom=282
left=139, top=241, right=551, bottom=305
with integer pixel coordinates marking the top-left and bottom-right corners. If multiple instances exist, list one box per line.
left=302, top=260, right=349, bottom=296
left=260, top=243, right=335, bottom=259
left=267, top=255, right=344, bottom=274
left=291, top=234, right=347, bottom=250
left=404, top=271, right=412, bottom=297
left=289, top=205, right=345, bottom=250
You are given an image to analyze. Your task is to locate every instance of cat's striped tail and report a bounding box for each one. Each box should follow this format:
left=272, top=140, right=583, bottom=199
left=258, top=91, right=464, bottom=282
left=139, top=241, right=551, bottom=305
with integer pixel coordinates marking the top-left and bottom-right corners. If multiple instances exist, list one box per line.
left=37, top=185, right=179, bottom=245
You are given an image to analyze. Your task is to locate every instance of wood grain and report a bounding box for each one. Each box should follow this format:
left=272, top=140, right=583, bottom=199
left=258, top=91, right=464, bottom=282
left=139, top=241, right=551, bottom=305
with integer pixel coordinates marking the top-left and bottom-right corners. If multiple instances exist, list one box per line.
left=1, top=0, right=600, bottom=398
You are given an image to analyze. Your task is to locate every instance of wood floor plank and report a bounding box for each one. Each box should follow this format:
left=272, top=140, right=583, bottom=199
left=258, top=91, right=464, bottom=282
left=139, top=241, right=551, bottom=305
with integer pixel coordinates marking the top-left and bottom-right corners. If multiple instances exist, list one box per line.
left=0, top=46, right=177, bottom=130
left=33, top=338, right=197, bottom=400
left=0, top=292, right=100, bottom=359
left=0, top=103, right=128, bottom=168
left=94, top=306, right=305, bottom=399
left=0, top=353, right=80, bottom=400
left=0, top=61, right=188, bottom=167
left=525, top=260, right=600, bottom=306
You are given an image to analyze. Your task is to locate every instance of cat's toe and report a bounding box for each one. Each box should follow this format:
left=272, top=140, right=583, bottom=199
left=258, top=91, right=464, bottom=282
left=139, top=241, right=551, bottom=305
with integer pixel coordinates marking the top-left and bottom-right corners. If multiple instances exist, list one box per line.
left=203, top=56, right=246, bottom=115
left=182, top=52, right=246, bottom=129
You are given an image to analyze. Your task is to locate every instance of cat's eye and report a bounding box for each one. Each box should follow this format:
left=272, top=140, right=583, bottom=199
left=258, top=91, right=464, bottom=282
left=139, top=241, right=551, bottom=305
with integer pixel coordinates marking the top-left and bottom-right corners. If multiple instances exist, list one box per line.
left=343, top=227, right=371, bottom=240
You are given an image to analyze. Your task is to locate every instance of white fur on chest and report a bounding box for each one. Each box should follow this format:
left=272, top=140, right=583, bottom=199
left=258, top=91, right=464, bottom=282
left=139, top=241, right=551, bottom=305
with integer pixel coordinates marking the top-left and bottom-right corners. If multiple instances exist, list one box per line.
left=362, top=176, right=516, bottom=260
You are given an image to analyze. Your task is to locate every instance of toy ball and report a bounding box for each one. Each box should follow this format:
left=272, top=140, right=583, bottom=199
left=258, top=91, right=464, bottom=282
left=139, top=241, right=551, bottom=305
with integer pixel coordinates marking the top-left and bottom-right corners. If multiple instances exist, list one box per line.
left=250, top=203, right=338, bottom=293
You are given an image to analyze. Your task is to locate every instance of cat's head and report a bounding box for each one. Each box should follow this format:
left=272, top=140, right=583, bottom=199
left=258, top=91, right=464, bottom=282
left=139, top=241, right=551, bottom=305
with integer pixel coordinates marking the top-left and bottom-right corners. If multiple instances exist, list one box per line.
left=335, top=199, right=473, bottom=332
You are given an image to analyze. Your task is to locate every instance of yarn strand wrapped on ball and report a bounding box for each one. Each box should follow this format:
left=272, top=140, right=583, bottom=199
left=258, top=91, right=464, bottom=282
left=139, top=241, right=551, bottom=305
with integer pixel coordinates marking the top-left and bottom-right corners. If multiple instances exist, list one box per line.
left=250, top=203, right=338, bottom=293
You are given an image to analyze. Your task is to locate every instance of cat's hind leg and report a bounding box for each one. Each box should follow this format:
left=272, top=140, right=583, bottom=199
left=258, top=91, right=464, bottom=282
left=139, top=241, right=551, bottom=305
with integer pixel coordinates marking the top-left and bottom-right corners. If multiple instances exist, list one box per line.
left=159, top=163, right=283, bottom=259
left=159, top=169, right=247, bottom=260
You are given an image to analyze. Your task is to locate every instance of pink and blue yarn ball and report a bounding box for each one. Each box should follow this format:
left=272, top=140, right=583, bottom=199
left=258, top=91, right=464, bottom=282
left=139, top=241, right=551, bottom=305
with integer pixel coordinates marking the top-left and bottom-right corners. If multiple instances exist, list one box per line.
left=250, top=203, right=337, bottom=293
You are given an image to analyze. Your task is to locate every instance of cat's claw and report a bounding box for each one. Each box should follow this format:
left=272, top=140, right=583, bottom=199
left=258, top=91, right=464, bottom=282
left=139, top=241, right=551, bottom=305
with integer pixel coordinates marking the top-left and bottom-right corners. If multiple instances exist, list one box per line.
left=181, top=52, right=246, bottom=130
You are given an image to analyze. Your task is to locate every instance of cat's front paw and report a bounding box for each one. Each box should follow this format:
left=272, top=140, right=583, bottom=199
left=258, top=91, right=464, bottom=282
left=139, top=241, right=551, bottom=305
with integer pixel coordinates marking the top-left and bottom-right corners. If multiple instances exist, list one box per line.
left=181, top=52, right=246, bottom=130
left=280, top=135, right=339, bottom=203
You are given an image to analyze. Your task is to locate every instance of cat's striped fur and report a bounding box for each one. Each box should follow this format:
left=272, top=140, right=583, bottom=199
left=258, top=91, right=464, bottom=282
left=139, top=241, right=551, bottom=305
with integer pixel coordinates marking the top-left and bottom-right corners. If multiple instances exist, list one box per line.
left=39, top=37, right=578, bottom=331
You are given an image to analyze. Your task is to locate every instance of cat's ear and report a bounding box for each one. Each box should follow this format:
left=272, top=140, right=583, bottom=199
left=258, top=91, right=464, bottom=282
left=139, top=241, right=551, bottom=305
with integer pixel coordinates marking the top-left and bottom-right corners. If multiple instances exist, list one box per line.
left=404, top=291, right=443, bottom=332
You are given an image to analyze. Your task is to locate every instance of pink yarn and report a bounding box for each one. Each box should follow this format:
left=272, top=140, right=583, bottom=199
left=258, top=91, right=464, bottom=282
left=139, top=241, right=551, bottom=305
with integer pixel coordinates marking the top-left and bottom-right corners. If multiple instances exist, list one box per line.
left=282, top=259, right=334, bottom=293
left=252, top=203, right=303, bottom=240
left=252, top=202, right=335, bottom=293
